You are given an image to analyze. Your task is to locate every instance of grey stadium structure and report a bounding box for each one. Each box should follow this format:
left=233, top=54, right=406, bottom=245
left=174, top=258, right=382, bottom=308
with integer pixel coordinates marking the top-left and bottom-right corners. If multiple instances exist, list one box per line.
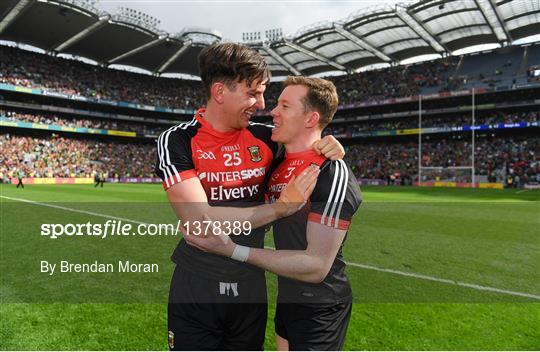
left=0, top=0, right=539, bottom=76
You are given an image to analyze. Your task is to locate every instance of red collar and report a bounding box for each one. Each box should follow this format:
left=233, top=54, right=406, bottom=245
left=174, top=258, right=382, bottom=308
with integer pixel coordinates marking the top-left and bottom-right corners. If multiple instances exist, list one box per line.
left=195, top=108, right=239, bottom=137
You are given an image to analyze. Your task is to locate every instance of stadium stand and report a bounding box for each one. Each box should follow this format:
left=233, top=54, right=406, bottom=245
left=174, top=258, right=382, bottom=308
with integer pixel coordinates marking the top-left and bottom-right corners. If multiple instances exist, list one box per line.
left=0, top=0, right=539, bottom=188
left=2, top=131, right=537, bottom=187
left=346, top=136, right=540, bottom=186
left=1, top=44, right=535, bottom=109
left=1, top=109, right=168, bottom=136
left=2, top=43, right=539, bottom=187
left=324, top=110, right=539, bottom=135
left=263, top=57, right=463, bottom=107
left=0, top=46, right=206, bottom=109
left=528, top=44, right=540, bottom=67
left=0, top=133, right=156, bottom=180
left=459, top=46, right=523, bottom=79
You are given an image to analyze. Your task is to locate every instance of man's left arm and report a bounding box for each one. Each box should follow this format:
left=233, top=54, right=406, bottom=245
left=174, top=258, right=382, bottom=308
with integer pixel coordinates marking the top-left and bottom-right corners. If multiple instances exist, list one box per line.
left=244, top=222, right=347, bottom=283
left=238, top=159, right=361, bottom=283
left=184, top=160, right=361, bottom=283
left=183, top=217, right=346, bottom=284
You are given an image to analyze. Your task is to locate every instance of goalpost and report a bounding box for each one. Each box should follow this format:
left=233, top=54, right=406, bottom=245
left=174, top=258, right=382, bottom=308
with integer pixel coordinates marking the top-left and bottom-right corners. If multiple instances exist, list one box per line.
left=418, top=89, right=476, bottom=185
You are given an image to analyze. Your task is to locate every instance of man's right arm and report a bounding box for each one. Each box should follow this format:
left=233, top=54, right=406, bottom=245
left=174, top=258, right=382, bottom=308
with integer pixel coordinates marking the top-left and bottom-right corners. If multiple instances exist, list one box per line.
left=166, top=167, right=319, bottom=229
left=156, top=128, right=318, bottom=230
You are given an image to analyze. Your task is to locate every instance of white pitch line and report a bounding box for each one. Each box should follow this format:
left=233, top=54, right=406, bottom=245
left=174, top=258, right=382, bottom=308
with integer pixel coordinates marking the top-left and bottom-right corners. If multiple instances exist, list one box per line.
left=3, top=195, right=539, bottom=301
left=344, top=262, right=540, bottom=300
left=0, top=195, right=149, bottom=225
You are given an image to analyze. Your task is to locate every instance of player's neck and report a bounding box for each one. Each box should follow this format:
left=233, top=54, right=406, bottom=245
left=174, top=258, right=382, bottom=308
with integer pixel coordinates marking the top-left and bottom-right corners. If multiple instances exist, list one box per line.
left=284, top=131, right=320, bottom=154
left=202, top=103, right=236, bottom=133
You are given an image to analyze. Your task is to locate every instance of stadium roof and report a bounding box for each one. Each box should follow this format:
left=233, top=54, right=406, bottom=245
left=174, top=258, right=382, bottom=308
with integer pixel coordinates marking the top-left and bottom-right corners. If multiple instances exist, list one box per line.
left=0, top=0, right=539, bottom=77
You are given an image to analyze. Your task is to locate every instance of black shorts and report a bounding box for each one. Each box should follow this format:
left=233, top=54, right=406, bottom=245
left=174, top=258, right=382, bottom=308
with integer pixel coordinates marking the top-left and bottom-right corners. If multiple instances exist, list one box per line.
left=274, top=299, right=352, bottom=350
left=168, top=265, right=267, bottom=350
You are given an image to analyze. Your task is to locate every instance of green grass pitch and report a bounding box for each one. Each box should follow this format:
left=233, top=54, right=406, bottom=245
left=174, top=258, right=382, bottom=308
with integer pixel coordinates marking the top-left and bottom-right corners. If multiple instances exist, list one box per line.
left=1, top=183, right=539, bottom=350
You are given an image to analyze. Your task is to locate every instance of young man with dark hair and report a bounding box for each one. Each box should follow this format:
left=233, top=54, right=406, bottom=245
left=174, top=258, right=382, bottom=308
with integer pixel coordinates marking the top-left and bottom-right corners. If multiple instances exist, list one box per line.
left=155, top=43, right=344, bottom=350
left=185, top=76, right=362, bottom=350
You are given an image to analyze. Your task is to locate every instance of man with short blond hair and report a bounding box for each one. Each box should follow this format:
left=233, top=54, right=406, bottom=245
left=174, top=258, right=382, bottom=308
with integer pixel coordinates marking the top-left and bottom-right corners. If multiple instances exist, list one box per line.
left=281, top=75, right=338, bottom=128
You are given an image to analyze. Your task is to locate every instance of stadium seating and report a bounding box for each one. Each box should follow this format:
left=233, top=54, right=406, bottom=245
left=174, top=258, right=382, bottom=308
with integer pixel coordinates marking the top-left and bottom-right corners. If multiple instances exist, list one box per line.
left=0, top=134, right=155, bottom=179
left=2, top=45, right=537, bottom=110
left=1, top=110, right=167, bottom=136
left=527, top=44, right=540, bottom=68
left=324, top=110, right=539, bottom=135
left=0, top=46, right=206, bottom=109
left=459, top=46, right=523, bottom=79
left=346, top=136, right=539, bottom=186
left=1, top=128, right=537, bottom=186
left=1, top=45, right=538, bottom=187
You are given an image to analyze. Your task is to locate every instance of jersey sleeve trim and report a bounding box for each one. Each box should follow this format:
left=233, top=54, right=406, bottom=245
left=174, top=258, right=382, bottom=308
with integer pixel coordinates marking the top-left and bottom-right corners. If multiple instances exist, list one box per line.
left=156, top=119, right=197, bottom=190
left=162, top=169, right=197, bottom=190
left=313, top=159, right=351, bottom=228
left=307, top=212, right=351, bottom=230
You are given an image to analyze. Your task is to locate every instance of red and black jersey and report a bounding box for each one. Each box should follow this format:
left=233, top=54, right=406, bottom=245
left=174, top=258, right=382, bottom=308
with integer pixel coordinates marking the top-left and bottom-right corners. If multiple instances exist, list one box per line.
left=268, top=150, right=362, bottom=304
left=155, top=108, right=280, bottom=280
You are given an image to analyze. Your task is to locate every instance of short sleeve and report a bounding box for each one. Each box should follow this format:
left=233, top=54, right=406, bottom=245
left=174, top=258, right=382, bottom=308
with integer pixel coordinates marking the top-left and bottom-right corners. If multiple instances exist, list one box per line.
left=308, top=160, right=362, bottom=230
left=155, top=127, right=197, bottom=190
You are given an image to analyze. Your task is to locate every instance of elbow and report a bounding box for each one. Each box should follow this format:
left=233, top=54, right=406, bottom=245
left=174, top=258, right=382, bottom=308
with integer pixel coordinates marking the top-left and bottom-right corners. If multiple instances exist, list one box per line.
left=306, top=264, right=331, bottom=284
left=308, top=273, right=326, bottom=284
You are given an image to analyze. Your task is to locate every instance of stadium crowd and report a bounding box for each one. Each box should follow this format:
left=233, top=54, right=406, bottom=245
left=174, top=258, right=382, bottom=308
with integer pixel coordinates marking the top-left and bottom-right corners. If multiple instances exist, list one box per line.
left=3, top=108, right=537, bottom=141
left=2, top=45, right=538, bottom=187
left=1, top=131, right=537, bottom=188
left=0, top=133, right=156, bottom=180
left=1, top=110, right=169, bottom=136
left=346, top=136, right=539, bottom=186
left=2, top=45, right=539, bottom=111
left=328, top=57, right=462, bottom=105
left=2, top=45, right=463, bottom=109
left=325, top=110, right=539, bottom=136
left=0, top=46, right=206, bottom=109
left=245, top=57, right=462, bottom=109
